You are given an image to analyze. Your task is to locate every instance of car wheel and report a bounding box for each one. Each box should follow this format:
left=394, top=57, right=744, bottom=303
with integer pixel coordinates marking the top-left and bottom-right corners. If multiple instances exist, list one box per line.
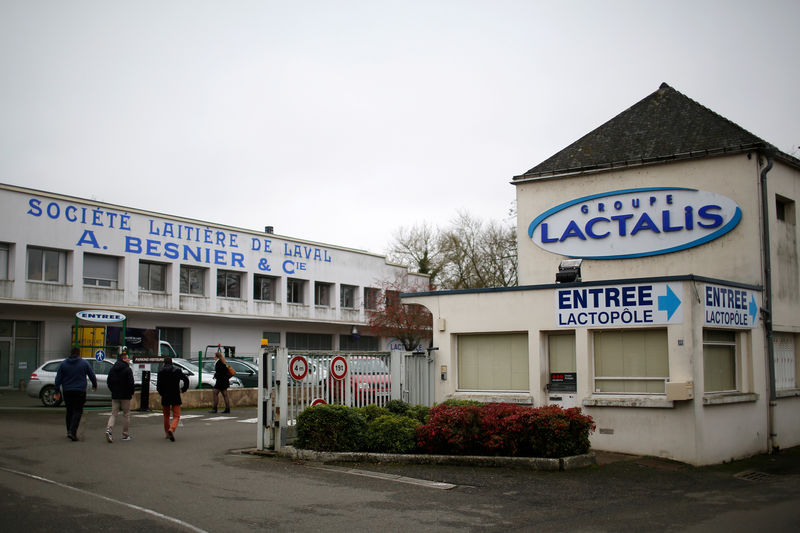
left=40, top=385, right=62, bottom=407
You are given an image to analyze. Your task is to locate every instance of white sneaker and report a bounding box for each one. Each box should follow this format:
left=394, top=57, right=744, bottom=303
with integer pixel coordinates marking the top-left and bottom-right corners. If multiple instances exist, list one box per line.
left=105, top=429, right=112, bottom=443
left=121, top=435, right=132, bottom=441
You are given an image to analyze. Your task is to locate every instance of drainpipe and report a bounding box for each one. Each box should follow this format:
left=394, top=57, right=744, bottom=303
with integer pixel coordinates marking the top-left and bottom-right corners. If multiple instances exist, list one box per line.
left=758, top=152, right=778, bottom=453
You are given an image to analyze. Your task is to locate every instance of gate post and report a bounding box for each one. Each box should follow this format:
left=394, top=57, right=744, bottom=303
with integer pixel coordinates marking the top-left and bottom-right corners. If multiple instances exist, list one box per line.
left=274, top=347, right=289, bottom=451
left=390, top=350, right=403, bottom=401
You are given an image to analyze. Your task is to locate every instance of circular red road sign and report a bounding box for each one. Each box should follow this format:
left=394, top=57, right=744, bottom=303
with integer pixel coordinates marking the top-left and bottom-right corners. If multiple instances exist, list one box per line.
left=330, top=355, right=348, bottom=380
left=311, top=398, right=327, bottom=406
left=289, top=355, right=308, bottom=381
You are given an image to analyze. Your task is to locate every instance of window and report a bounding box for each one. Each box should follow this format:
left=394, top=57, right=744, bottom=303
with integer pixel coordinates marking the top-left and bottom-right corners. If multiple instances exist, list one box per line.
left=594, top=329, right=668, bottom=394
left=217, top=270, right=242, bottom=298
left=457, top=333, right=529, bottom=391
left=83, top=253, right=119, bottom=288
left=0, top=243, right=8, bottom=280
left=254, top=275, right=277, bottom=301
left=139, top=261, right=166, bottom=291
left=287, top=332, right=332, bottom=350
left=774, top=333, right=798, bottom=390
left=340, top=285, right=356, bottom=308
left=27, top=246, right=66, bottom=283
left=262, top=332, right=280, bottom=347
left=364, top=287, right=380, bottom=310
left=339, top=334, right=378, bottom=351
left=776, top=195, right=795, bottom=224
left=548, top=333, right=576, bottom=392
left=180, top=265, right=206, bottom=295
left=287, top=278, right=305, bottom=304
left=703, top=330, right=738, bottom=393
left=315, top=282, right=332, bottom=306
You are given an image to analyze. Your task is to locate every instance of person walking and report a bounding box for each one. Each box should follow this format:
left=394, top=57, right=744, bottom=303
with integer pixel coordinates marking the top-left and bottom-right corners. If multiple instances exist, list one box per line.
left=156, top=356, right=189, bottom=442
left=54, top=347, right=97, bottom=441
left=105, top=348, right=135, bottom=443
left=209, top=351, right=231, bottom=414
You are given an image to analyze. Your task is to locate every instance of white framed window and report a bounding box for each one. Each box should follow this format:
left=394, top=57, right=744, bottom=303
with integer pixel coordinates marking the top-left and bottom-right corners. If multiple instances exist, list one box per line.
left=594, top=329, right=668, bottom=394
left=457, top=333, right=529, bottom=391
left=180, top=265, right=206, bottom=295
left=254, top=275, right=277, bottom=301
left=27, top=246, right=67, bottom=283
left=0, top=243, right=9, bottom=280
left=340, top=284, right=356, bottom=308
left=315, top=281, right=332, bottom=306
left=139, top=261, right=166, bottom=292
left=364, top=287, right=380, bottom=310
left=287, top=278, right=305, bottom=304
left=83, top=253, right=119, bottom=288
left=217, top=270, right=242, bottom=298
left=703, top=329, right=738, bottom=393
left=774, top=332, right=798, bottom=391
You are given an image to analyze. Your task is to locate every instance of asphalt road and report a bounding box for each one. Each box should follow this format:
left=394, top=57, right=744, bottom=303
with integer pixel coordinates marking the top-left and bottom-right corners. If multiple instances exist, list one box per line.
left=1, top=391, right=799, bottom=532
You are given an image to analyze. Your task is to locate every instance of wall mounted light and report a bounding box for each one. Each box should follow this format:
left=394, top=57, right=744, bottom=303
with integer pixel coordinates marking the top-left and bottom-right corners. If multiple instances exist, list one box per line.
left=556, top=259, right=582, bottom=283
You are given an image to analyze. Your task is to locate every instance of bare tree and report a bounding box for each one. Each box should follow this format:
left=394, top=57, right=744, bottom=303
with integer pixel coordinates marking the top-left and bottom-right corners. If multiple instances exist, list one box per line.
left=388, top=210, right=517, bottom=290
left=365, top=273, right=432, bottom=351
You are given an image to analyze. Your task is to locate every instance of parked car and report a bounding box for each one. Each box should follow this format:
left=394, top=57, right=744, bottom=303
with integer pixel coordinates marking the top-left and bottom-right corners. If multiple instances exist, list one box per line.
left=27, top=357, right=121, bottom=407
left=328, top=356, right=391, bottom=405
left=191, top=358, right=259, bottom=387
left=155, top=358, right=243, bottom=390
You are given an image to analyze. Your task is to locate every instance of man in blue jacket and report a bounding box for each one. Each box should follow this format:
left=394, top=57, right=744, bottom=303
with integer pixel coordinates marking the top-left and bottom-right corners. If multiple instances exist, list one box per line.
left=54, top=347, right=97, bottom=441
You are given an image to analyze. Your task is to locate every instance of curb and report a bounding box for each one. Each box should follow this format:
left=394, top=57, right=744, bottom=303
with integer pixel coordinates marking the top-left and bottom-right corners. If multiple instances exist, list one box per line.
left=260, top=446, right=596, bottom=471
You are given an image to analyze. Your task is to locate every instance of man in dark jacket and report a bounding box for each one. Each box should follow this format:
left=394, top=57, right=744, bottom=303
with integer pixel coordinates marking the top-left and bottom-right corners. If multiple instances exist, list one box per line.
left=54, top=347, right=97, bottom=441
left=156, top=357, right=189, bottom=442
left=105, top=348, right=135, bottom=443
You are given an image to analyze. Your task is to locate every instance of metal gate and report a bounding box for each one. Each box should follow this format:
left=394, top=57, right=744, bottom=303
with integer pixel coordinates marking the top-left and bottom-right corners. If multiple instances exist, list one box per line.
left=257, top=347, right=434, bottom=451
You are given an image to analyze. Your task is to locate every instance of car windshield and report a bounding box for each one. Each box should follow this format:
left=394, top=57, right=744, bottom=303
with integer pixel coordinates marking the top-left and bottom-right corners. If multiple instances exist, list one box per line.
left=174, top=360, right=199, bottom=373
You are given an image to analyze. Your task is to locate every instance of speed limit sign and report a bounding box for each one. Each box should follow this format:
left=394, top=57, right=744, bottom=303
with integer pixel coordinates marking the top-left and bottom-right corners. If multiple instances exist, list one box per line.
left=289, top=355, right=308, bottom=381
left=330, top=355, right=348, bottom=380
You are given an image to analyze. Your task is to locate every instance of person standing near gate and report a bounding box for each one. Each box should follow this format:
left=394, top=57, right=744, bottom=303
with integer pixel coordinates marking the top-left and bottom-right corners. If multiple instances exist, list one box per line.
left=105, top=348, right=135, bottom=443
left=209, top=351, right=231, bottom=414
left=54, top=347, right=97, bottom=442
left=156, top=357, right=189, bottom=442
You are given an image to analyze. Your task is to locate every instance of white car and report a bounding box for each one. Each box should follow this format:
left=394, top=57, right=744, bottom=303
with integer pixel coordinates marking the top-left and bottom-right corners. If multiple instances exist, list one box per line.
left=27, top=357, right=130, bottom=407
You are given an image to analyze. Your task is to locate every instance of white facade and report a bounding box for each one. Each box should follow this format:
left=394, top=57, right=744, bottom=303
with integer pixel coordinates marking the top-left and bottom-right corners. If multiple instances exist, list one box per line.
left=404, top=89, right=800, bottom=465
left=0, top=183, right=426, bottom=387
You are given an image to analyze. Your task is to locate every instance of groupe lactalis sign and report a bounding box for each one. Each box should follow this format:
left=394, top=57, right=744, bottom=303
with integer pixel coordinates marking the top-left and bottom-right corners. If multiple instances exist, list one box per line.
left=528, top=187, right=741, bottom=259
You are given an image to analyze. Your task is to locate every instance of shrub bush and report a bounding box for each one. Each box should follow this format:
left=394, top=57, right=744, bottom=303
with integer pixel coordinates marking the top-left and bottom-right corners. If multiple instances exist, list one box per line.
left=359, top=404, right=389, bottom=423
left=416, top=403, right=595, bottom=458
left=383, top=399, right=410, bottom=416
left=406, top=404, right=430, bottom=424
left=365, top=414, right=420, bottom=454
left=295, top=404, right=367, bottom=452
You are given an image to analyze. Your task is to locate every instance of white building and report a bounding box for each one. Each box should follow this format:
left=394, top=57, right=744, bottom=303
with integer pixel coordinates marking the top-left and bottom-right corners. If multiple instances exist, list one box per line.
left=0, top=182, right=427, bottom=386
left=405, top=83, right=800, bottom=465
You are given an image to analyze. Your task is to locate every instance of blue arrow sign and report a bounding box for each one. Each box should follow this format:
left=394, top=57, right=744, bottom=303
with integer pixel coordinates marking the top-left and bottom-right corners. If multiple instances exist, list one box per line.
left=749, top=295, right=758, bottom=325
left=658, top=285, right=681, bottom=320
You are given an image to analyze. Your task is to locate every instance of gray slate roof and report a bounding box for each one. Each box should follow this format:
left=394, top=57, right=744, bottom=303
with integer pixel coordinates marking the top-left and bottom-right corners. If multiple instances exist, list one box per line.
left=514, top=82, right=797, bottom=181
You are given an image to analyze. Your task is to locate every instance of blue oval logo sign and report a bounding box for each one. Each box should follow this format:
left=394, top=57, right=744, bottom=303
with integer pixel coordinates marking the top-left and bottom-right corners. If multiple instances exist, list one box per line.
left=528, top=187, right=741, bottom=259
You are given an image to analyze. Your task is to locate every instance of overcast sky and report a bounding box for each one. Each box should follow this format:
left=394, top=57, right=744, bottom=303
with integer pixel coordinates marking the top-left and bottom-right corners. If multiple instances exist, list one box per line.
left=2, top=1, right=798, bottom=255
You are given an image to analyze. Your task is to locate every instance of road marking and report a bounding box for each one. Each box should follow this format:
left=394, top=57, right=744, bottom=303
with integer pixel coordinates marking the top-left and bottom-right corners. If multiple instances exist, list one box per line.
left=307, top=464, right=457, bottom=490
left=205, top=416, right=236, bottom=421
left=0, top=466, right=209, bottom=533
left=237, top=418, right=257, bottom=423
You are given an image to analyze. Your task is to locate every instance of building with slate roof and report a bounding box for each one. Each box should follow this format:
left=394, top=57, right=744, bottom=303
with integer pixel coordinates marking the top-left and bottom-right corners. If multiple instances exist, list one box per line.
left=404, top=83, right=800, bottom=465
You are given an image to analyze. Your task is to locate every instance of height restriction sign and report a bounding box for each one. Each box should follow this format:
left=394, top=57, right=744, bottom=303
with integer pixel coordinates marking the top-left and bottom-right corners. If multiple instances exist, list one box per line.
left=289, top=355, right=308, bottom=381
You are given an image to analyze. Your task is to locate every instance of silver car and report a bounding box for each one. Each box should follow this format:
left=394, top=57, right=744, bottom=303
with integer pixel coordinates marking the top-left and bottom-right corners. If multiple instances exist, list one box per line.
left=27, top=358, right=118, bottom=407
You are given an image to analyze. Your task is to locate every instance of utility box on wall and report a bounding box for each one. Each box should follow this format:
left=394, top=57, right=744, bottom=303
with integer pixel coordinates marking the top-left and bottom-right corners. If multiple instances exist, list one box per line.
left=666, top=381, right=694, bottom=401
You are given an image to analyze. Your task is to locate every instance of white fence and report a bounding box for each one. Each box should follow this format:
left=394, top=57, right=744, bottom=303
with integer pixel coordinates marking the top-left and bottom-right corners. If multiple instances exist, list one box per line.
left=257, top=347, right=434, bottom=451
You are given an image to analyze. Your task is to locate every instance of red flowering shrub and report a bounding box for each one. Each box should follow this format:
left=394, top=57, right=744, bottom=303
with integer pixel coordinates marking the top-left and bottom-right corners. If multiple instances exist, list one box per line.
left=416, top=403, right=595, bottom=458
